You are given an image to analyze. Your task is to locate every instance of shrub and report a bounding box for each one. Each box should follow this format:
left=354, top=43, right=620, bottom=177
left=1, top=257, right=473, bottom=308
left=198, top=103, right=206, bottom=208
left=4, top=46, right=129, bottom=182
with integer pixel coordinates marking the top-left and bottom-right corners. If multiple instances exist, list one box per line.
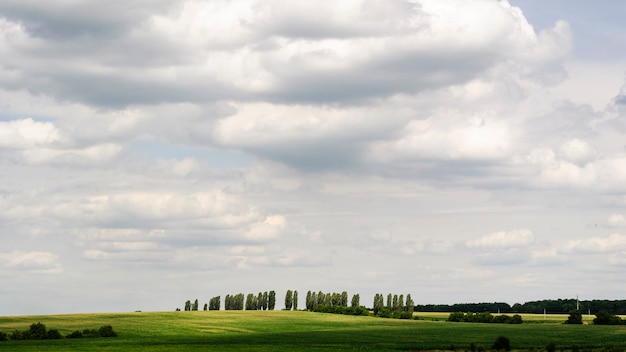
left=98, top=325, right=118, bottom=337
left=546, top=342, right=556, bottom=352
left=28, top=322, right=47, bottom=340
left=493, top=315, right=511, bottom=324
left=82, top=328, right=100, bottom=338
left=565, top=310, right=583, bottom=324
left=448, top=312, right=465, bottom=322
left=47, top=329, right=62, bottom=339
left=594, top=311, right=622, bottom=325
left=492, top=336, right=511, bottom=351
left=0, top=331, right=7, bottom=341
left=66, top=330, right=83, bottom=339
left=10, top=329, right=30, bottom=340
left=510, top=314, right=523, bottom=324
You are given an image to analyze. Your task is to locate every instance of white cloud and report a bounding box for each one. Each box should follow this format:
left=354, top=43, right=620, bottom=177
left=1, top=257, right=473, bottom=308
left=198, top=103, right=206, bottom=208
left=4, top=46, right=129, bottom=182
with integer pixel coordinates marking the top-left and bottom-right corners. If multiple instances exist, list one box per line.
left=0, top=118, right=64, bottom=149
left=0, top=251, right=62, bottom=273
left=559, top=138, right=595, bottom=164
left=530, top=248, right=567, bottom=266
left=20, top=143, right=122, bottom=165
left=565, top=233, right=626, bottom=253
left=607, top=214, right=626, bottom=228
left=466, top=229, right=534, bottom=249
left=247, top=215, right=287, bottom=240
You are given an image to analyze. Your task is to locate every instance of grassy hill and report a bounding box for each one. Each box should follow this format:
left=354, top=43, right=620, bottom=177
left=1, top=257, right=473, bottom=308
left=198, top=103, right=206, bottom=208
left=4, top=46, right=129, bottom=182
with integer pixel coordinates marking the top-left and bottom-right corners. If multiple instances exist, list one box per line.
left=1, top=310, right=625, bottom=351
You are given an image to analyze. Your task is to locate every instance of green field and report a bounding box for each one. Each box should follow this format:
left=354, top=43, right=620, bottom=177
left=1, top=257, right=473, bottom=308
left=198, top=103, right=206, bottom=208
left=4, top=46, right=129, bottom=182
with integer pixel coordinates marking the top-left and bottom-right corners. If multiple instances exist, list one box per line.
left=1, top=310, right=625, bottom=351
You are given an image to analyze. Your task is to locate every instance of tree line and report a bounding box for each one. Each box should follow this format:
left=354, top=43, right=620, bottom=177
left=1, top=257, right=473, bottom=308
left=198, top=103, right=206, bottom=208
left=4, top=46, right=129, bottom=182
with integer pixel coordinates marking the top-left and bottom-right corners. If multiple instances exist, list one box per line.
left=415, top=299, right=626, bottom=315
left=180, top=291, right=277, bottom=311
left=448, top=311, right=523, bottom=324
left=372, top=293, right=414, bottom=319
left=180, top=294, right=626, bottom=315
left=302, top=290, right=368, bottom=316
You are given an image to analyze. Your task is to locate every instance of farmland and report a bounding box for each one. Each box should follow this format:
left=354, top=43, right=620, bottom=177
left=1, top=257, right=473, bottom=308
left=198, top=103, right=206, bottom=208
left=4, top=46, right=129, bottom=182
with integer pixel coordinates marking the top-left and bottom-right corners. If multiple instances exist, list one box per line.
left=1, top=310, right=625, bottom=351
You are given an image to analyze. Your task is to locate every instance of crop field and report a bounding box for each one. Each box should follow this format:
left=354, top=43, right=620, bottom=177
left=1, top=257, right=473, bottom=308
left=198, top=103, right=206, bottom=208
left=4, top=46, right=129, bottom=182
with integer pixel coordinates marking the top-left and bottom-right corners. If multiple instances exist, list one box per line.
left=1, top=310, right=625, bottom=351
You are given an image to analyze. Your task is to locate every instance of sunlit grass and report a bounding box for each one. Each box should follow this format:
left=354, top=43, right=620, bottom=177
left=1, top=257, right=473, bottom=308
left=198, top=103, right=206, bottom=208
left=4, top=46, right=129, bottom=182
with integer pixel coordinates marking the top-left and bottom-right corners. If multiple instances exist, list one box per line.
left=1, top=310, right=625, bottom=351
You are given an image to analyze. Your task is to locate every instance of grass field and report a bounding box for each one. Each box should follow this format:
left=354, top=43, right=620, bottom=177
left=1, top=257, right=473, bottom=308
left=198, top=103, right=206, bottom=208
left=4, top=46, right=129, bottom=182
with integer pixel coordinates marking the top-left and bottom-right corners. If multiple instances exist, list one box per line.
left=1, top=310, right=625, bottom=351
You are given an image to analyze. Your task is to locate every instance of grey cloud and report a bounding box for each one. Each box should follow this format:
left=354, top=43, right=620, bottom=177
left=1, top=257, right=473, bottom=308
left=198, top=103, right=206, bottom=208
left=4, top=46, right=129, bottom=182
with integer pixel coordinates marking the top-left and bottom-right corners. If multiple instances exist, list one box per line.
left=246, top=0, right=421, bottom=40
left=473, top=249, right=531, bottom=266
left=0, top=0, right=174, bottom=40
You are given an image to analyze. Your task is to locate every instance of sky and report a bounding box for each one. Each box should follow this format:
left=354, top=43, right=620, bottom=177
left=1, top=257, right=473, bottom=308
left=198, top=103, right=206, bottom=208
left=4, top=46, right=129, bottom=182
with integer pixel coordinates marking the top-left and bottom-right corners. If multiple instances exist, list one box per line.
left=1, top=0, right=626, bottom=315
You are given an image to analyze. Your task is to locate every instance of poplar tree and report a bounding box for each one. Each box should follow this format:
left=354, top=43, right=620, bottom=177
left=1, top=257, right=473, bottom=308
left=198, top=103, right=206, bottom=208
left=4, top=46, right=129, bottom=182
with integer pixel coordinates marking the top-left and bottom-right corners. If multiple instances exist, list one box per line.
left=285, top=290, right=293, bottom=310
left=351, top=294, right=360, bottom=307
left=268, top=291, right=276, bottom=310
left=373, top=294, right=380, bottom=314
left=293, top=290, right=298, bottom=310
left=257, top=292, right=263, bottom=310
left=341, top=291, right=348, bottom=307
left=405, top=294, right=414, bottom=313
left=246, top=293, right=257, bottom=310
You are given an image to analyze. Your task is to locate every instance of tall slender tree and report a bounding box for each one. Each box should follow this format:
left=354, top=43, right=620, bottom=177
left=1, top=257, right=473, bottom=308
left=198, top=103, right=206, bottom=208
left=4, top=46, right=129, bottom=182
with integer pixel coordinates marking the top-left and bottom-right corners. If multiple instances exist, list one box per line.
left=405, top=294, right=414, bottom=313
left=293, top=290, right=299, bottom=310
left=341, top=291, right=348, bottom=307
left=285, top=290, right=293, bottom=310
left=268, top=290, right=276, bottom=310
left=351, top=294, right=360, bottom=308
left=257, top=292, right=263, bottom=310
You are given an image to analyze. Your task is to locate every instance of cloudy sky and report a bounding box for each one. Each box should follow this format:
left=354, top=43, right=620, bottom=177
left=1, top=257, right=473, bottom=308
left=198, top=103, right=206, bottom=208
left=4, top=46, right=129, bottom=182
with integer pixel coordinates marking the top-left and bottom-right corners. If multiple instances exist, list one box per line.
left=1, top=0, right=626, bottom=315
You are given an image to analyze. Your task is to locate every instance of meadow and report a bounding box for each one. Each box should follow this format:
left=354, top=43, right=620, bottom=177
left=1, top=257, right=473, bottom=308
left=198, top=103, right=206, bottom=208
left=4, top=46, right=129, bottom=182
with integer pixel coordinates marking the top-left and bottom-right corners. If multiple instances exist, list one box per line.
left=0, top=310, right=625, bottom=351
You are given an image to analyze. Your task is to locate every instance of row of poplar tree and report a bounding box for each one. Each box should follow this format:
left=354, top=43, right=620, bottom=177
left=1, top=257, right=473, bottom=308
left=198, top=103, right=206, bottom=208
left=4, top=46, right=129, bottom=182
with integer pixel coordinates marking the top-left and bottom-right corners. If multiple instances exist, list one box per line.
left=373, top=293, right=415, bottom=317
left=181, top=290, right=414, bottom=315
left=182, top=291, right=278, bottom=311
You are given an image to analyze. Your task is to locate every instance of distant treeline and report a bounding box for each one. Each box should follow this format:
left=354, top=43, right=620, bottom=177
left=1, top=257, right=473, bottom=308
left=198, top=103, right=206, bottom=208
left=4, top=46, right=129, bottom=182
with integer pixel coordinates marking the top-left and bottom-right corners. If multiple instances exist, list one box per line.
left=415, top=299, right=626, bottom=314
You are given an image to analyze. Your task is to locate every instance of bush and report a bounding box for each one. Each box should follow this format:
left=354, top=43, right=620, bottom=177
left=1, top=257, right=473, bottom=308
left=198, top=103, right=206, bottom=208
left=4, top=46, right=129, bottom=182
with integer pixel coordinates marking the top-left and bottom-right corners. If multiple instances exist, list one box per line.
left=46, top=329, right=62, bottom=339
left=545, top=342, right=556, bottom=352
left=66, top=330, right=83, bottom=339
left=448, top=312, right=465, bottom=322
left=98, top=325, right=117, bottom=337
left=82, top=328, right=100, bottom=338
left=510, top=314, right=523, bottom=324
left=0, top=331, right=7, bottom=341
left=28, top=322, right=47, bottom=340
left=493, top=336, right=511, bottom=351
left=9, top=329, right=30, bottom=340
left=594, top=311, right=622, bottom=325
left=565, top=310, right=583, bottom=324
